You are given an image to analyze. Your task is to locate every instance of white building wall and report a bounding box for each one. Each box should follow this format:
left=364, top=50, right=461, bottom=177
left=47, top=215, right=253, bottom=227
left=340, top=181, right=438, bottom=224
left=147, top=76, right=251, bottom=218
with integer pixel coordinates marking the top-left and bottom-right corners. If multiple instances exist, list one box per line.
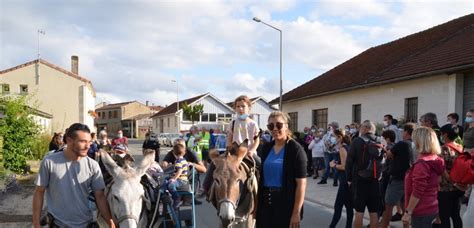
left=282, top=74, right=452, bottom=132
left=80, top=85, right=96, bottom=132
left=251, top=99, right=274, bottom=127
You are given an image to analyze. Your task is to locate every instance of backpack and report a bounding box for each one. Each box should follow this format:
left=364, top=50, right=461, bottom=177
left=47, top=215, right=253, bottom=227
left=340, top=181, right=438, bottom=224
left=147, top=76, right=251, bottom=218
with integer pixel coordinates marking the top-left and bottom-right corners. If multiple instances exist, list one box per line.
left=357, top=136, right=384, bottom=181
left=450, top=150, right=474, bottom=185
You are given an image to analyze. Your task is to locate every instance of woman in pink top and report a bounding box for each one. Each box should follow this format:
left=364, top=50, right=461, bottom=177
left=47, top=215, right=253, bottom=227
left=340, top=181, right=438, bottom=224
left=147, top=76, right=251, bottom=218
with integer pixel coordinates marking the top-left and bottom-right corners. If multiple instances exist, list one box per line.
left=403, top=127, right=445, bottom=228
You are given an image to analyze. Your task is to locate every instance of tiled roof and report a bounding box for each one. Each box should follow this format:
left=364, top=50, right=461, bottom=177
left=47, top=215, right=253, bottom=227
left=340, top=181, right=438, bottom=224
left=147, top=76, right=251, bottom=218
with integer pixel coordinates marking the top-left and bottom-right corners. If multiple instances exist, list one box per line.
left=95, top=101, right=135, bottom=111
left=0, top=59, right=92, bottom=84
left=151, top=93, right=207, bottom=118
left=124, top=113, right=153, bottom=121
left=273, top=13, right=474, bottom=104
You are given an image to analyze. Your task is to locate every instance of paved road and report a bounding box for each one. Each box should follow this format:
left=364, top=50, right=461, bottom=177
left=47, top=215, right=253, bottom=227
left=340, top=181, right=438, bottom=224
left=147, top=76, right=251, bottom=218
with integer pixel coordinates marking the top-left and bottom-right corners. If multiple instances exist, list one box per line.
left=128, top=139, right=350, bottom=228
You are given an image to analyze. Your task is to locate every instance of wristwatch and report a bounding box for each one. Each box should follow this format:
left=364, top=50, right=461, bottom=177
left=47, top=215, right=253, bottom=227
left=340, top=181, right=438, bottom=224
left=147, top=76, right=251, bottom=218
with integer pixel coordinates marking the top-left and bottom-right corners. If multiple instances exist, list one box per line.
left=405, top=210, right=412, bottom=216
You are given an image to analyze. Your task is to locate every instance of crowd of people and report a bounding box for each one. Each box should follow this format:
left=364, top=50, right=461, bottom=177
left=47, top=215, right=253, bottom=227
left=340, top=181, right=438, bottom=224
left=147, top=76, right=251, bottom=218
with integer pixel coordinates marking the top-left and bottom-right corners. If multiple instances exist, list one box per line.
left=296, top=110, right=474, bottom=228
left=33, top=93, right=474, bottom=228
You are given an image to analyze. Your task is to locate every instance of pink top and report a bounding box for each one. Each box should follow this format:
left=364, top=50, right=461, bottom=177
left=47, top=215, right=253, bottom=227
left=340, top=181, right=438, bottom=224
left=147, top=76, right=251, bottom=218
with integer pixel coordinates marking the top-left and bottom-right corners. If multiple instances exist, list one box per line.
left=227, top=118, right=259, bottom=152
left=404, top=154, right=445, bottom=216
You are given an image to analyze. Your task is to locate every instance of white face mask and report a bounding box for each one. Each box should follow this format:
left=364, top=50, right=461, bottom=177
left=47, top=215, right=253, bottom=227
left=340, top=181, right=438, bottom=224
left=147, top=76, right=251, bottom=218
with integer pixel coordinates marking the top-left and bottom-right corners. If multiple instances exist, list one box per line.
left=117, top=133, right=123, bottom=138
left=384, top=121, right=389, bottom=127
left=117, top=153, right=126, bottom=158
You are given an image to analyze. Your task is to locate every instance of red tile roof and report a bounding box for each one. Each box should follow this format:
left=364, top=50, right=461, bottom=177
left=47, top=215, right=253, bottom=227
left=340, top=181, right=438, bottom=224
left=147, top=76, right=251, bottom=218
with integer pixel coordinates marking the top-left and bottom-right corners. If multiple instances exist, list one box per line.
left=151, top=93, right=207, bottom=118
left=273, top=13, right=474, bottom=104
left=95, top=101, right=136, bottom=111
left=0, top=59, right=92, bottom=84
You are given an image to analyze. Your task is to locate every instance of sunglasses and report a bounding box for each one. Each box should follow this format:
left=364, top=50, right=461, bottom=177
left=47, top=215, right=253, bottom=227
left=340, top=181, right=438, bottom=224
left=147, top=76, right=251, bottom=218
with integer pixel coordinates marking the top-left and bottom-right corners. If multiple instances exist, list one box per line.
left=267, top=122, right=284, bottom=131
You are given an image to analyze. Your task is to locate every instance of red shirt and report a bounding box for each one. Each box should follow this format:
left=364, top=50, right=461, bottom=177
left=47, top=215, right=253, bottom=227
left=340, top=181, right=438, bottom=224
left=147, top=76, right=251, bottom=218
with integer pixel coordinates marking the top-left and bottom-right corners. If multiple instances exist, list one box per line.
left=404, top=154, right=445, bottom=216
left=112, top=137, right=128, bottom=147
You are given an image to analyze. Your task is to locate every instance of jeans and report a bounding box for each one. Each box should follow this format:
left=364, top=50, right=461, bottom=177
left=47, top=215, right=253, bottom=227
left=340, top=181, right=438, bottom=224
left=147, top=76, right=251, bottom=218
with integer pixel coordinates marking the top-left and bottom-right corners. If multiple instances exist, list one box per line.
left=329, top=172, right=353, bottom=228
left=412, top=213, right=437, bottom=228
left=323, top=152, right=340, bottom=182
left=167, top=179, right=188, bottom=200
left=437, top=190, right=464, bottom=228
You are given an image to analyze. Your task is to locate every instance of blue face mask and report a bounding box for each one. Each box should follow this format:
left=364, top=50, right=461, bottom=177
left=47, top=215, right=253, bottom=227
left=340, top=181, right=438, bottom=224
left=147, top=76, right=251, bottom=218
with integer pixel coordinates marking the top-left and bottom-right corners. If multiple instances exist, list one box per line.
left=330, top=136, right=337, bottom=145
left=466, top=117, right=474, bottom=123
left=239, top=114, right=249, bottom=120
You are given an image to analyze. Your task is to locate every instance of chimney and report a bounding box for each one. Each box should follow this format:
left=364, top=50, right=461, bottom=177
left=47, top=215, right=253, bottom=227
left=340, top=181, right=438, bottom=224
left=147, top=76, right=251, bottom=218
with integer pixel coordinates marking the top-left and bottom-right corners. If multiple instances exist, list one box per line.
left=146, top=101, right=149, bottom=106
left=71, top=55, right=79, bottom=75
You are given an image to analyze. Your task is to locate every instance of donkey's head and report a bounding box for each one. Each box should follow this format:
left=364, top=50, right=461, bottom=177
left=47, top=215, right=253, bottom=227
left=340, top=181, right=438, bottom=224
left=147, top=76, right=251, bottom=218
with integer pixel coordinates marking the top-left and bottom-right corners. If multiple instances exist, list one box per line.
left=100, top=149, right=155, bottom=228
left=209, top=139, right=249, bottom=227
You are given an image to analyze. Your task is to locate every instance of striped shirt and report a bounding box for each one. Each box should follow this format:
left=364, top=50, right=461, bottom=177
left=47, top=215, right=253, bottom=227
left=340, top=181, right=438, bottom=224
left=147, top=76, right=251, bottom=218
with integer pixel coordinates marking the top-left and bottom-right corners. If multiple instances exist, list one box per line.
left=174, top=158, right=189, bottom=181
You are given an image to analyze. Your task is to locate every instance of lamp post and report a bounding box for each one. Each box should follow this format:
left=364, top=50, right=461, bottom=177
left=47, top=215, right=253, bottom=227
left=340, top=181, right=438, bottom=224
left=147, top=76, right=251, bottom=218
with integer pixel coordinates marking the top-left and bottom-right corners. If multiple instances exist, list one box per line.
left=172, top=79, right=179, bottom=133
left=253, top=17, right=283, bottom=111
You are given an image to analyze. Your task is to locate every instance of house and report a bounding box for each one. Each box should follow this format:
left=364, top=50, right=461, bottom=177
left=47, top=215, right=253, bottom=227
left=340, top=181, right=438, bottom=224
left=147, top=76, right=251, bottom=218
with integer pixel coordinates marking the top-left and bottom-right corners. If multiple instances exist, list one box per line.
left=151, top=93, right=234, bottom=133
left=227, top=96, right=277, bottom=128
left=95, top=101, right=154, bottom=138
left=0, top=56, right=96, bottom=133
left=271, top=14, right=474, bottom=132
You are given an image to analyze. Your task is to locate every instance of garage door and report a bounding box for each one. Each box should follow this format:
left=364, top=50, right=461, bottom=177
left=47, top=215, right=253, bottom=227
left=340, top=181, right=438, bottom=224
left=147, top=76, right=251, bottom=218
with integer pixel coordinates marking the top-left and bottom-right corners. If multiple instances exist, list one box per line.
left=464, top=72, right=474, bottom=118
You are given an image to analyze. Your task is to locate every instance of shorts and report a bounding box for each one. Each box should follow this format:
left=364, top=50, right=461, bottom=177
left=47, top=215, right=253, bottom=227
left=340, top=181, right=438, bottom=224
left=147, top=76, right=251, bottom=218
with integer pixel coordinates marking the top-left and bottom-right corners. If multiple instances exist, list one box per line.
left=202, top=149, right=209, bottom=162
left=353, top=179, right=382, bottom=213
left=385, top=179, right=404, bottom=205
left=312, top=157, right=325, bottom=170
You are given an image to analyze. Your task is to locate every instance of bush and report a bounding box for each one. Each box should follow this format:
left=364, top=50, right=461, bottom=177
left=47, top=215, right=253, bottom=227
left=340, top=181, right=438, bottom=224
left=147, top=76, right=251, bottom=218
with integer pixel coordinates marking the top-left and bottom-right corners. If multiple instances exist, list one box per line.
left=31, top=134, right=52, bottom=160
left=0, top=96, right=41, bottom=173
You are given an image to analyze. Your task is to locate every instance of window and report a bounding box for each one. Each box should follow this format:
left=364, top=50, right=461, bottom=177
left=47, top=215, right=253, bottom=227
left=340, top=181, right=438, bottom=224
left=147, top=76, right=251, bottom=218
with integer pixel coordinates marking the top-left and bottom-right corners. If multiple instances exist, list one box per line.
left=175, top=116, right=178, bottom=127
left=183, top=113, right=191, bottom=121
left=113, top=110, right=118, bottom=119
left=352, top=104, right=361, bottom=124
left=209, top=113, right=217, bottom=122
left=225, top=114, right=232, bottom=119
left=98, top=112, right=101, bottom=118
left=405, top=97, right=418, bottom=123
left=288, top=112, right=298, bottom=133
left=102, top=112, right=105, bottom=119
left=312, top=108, right=328, bottom=129
left=108, top=111, right=112, bottom=119
left=167, top=118, right=170, bottom=127
left=20, top=85, right=28, bottom=94
left=201, top=113, right=209, bottom=122
left=1, top=84, right=10, bottom=94
left=218, top=113, right=224, bottom=119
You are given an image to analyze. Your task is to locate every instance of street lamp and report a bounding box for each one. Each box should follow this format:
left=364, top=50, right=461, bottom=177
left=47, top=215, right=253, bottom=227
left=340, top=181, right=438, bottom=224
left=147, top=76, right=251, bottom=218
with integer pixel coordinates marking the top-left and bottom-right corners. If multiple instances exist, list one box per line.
left=171, top=79, right=179, bottom=133
left=253, top=17, right=283, bottom=111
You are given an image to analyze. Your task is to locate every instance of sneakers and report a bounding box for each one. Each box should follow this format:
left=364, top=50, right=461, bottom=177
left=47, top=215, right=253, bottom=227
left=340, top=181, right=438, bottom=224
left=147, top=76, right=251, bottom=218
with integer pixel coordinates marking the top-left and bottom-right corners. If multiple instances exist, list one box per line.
left=333, top=182, right=338, bottom=187
left=194, top=199, right=203, bottom=205
left=317, top=180, right=327, bottom=184
left=313, top=175, right=318, bottom=179
left=391, top=212, right=403, bottom=221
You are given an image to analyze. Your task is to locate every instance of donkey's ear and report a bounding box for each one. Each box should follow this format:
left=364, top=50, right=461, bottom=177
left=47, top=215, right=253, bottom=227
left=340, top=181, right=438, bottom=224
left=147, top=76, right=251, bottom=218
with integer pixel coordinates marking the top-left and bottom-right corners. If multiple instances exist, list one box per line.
left=99, top=150, right=122, bottom=178
left=135, top=149, right=155, bottom=177
left=235, top=139, right=249, bottom=163
left=239, top=139, right=249, bottom=148
left=209, top=149, right=220, bottom=162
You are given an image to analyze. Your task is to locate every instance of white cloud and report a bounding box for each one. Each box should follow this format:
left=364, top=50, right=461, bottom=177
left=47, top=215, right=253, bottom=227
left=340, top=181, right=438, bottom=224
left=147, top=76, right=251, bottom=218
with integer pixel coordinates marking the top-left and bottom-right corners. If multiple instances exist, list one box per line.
left=318, top=0, right=394, bottom=19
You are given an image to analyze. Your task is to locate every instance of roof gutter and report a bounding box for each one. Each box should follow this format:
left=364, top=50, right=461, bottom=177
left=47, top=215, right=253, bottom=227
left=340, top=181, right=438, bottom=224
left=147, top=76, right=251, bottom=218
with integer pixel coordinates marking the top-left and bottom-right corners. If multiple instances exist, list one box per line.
left=279, top=63, right=474, bottom=104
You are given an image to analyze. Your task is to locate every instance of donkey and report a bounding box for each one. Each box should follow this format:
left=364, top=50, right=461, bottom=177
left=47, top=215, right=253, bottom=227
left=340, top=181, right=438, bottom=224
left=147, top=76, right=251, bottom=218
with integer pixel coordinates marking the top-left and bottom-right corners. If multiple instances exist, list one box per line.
left=208, top=140, right=259, bottom=228
left=97, top=149, right=155, bottom=228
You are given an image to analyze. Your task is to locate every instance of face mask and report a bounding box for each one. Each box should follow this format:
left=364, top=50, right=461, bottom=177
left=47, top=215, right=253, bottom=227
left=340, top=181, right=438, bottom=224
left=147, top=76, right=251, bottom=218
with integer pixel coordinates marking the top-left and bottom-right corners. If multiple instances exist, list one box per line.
left=466, top=117, right=474, bottom=123
left=383, top=121, right=389, bottom=127
left=330, top=136, right=337, bottom=145
left=117, top=133, right=123, bottom=138
left=239, top=114, right=249, bottom=120
left=117, top=153, right=126, bottom=158
left=311, top=129, right=316, bottom=133
left=345, top=128, right=350, bottom=132
left=350, top=128, right=356, bottom=134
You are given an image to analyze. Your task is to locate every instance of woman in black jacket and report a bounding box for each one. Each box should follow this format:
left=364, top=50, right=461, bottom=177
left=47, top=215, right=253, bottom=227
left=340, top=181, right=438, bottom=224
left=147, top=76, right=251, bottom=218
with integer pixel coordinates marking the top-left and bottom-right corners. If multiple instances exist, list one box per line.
left=256, top=111, right=307, bottom=228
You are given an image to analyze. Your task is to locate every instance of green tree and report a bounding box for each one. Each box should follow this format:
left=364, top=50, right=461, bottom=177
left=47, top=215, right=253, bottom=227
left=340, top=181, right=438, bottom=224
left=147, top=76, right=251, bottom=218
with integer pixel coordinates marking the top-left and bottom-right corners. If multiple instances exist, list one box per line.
left=182, top=102, right=204, bottom=126
left=0, top=96, right=41, bottom=173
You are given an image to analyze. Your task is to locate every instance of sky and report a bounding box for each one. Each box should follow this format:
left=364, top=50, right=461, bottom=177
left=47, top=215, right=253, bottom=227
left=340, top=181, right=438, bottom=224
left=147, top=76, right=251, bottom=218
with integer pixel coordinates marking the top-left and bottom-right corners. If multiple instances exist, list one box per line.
left=1, top=0, right=473, bottom=106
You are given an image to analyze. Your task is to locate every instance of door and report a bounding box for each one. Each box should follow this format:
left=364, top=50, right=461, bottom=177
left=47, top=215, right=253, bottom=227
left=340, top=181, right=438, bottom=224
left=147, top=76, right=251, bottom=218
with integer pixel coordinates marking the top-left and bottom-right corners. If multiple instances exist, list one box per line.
left=160, top=119, right=164, bottom=133
left=464, top=73, right=474, bottom=120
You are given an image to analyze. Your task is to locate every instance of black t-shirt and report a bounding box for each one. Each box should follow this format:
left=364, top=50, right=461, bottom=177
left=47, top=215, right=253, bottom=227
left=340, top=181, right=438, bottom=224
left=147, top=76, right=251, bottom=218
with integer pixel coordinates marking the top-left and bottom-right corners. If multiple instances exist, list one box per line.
left=142, top=140, right=160, bottom=150
left=388, top=140, right=411, bottom=180
left=163, top=148, right=199, bottom=164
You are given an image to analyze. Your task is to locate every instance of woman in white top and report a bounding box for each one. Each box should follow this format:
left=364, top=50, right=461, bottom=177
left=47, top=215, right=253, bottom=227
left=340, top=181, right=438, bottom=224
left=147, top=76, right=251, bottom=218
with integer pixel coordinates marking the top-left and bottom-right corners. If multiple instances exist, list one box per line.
left=308, top=128, right=326, bottom=179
